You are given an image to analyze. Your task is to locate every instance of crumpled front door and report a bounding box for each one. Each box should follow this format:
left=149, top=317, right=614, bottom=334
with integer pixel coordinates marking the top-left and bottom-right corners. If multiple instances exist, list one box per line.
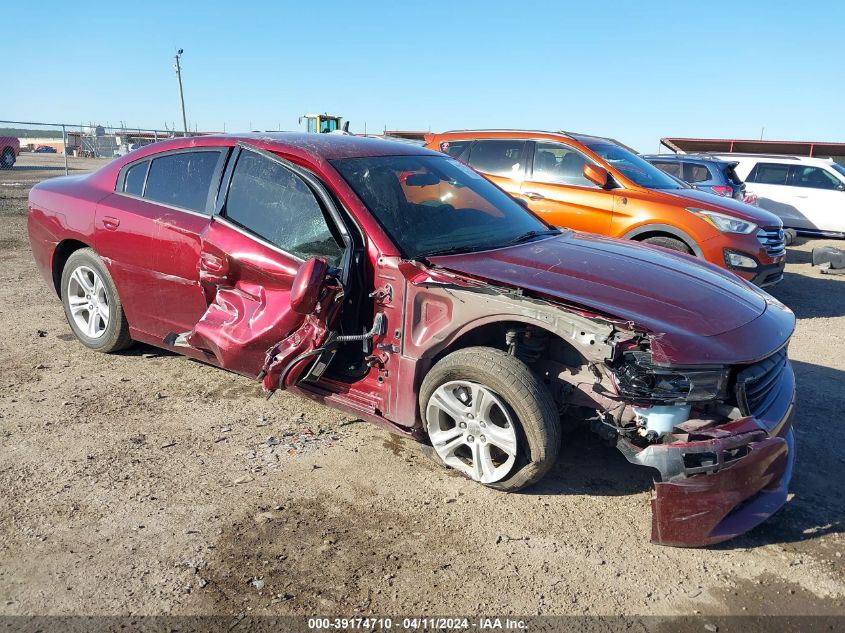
left=168, top=218, right=338, bottom=385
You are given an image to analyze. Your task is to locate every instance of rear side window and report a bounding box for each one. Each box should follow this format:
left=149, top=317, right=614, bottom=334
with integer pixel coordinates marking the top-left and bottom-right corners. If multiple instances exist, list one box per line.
left=224, top=150, right=343, bottom=264
left=684, top=163, right=712, bottom=183
left=790, top=166, right=842, bottom=190
left=123, top=160, right=149, bottom=196
left=747, top=163, right=789, bottom=185
left=144, top=150, right=223, bottom=213
left=467, top=140, right=526, bottom=177
left=439, top=140, right=471, bottom=160
left=651, top=161, right=681, bottom=178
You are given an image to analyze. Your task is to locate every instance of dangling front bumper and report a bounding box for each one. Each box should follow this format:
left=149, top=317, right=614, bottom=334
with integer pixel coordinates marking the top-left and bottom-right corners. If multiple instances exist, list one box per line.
left=619, top=362, right=796, bottom=547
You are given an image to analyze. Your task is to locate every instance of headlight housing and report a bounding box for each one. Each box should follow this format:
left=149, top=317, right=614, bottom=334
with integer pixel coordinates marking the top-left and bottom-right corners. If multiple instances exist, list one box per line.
left=611, top=351, right=729, bottom=403
left=687, top=207, right=757, bottom=234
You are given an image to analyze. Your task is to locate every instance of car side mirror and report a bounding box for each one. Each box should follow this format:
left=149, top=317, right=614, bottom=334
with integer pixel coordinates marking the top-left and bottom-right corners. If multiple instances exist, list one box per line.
left=583, top=164, right=610, bottom=188
left=290, top=257, right=329, bottom=315
left=512, top=196, right=530, bottom=209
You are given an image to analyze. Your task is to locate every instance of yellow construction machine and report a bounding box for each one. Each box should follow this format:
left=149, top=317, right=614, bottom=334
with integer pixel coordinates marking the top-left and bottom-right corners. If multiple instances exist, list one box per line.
left=300, top=113, right=347, bottom=134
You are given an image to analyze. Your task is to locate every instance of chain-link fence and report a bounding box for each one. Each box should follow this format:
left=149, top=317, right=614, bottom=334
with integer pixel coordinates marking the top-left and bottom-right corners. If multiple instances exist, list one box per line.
left=0, top=119, right=207, bottom=175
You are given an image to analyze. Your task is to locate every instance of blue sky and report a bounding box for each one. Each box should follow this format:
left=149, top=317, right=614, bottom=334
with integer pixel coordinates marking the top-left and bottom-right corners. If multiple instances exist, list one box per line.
left=5, top=1, right=843, bottom=151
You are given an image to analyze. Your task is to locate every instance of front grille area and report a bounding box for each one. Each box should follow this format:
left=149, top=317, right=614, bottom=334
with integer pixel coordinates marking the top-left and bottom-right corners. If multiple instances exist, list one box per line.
left=735, top=347, right=788, bottom=416
left=757, top=227, right=786, bottom=258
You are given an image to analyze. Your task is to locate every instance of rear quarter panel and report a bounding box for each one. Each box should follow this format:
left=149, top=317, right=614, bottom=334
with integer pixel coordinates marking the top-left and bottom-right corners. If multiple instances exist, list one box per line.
left=27, top=174, right=109, bottom=292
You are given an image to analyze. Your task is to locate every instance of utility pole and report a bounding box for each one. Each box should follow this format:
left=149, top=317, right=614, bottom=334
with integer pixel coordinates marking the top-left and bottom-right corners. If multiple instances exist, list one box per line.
left=174, top=49, right=188, bottom=135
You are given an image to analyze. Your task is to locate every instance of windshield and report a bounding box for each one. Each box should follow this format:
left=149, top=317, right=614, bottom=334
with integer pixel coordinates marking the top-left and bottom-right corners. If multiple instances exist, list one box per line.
left=331, top=154, right=557, bottom=258
left=575, top=136, right=685, bottom=190
left=830, top=162, right=845, bottom=181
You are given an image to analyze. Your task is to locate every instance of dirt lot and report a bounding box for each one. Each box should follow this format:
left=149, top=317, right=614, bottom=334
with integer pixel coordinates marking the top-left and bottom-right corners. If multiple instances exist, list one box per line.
left=1, top=153, right=844, bottom=618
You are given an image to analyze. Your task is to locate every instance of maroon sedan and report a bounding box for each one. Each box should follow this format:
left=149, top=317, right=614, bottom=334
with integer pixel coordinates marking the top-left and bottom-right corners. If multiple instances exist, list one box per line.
left=27, top=134, right=796, bottom=546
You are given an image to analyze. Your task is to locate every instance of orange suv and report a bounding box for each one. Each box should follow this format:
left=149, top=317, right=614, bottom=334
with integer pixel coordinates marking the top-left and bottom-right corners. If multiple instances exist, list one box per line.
left=424, top=130, right=786, bottom=287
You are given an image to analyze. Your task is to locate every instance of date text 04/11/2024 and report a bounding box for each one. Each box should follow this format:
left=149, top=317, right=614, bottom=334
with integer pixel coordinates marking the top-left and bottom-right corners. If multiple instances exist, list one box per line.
left=307, top=617, right=528, bottom=630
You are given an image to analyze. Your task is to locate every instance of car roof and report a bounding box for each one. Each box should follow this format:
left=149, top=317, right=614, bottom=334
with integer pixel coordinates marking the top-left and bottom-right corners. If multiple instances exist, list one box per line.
left=224, top=132, right=438, bottom=160
left=429, top=129, right=636, bottom=152
left=641, top=154, right=736, bottom=166
left=708, top=153, right=836, bottom=166
left=643, top=153, right=718, bottom=162
left=123, top=132, right=436, bottom=163
left=91, top=132, right=441, bottom=189
left=438, top=128, right=573, bottom=137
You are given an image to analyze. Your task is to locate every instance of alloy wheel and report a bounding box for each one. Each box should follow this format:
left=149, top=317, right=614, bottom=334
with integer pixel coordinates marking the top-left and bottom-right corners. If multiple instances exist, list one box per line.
left=66, top=265, right=110, bottom=339
left=426, top=380, right=518, bottom=484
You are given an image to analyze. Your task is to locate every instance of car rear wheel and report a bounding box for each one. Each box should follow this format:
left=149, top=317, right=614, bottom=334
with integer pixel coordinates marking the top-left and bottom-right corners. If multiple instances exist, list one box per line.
left=641, top=235, right=693, bottom=254
left=61, top=248, right=132, bottom=353
left=0, top=149, right=14, bottom=169
left=420, top=346, right=560, bottom=492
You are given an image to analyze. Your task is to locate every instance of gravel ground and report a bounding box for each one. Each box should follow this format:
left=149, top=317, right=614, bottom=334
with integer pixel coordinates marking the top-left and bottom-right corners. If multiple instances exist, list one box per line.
left=0, top=153, right=843, bottom=617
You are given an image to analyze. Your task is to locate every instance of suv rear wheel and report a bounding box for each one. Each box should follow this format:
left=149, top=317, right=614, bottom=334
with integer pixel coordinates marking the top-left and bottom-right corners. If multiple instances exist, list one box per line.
left=420, top=347, right=560, bottom=491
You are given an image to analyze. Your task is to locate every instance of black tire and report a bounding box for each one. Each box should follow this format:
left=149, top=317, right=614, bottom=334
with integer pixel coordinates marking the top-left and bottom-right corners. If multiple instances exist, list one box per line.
left=419, top=346, right=560, bottom=492
left=0, top=149, right=14, bottom=169
left=640, top=235, right=693, bottom=254
left=783, top=228, right=798, bottom=246
left=60, top=248, right=132, bottom=353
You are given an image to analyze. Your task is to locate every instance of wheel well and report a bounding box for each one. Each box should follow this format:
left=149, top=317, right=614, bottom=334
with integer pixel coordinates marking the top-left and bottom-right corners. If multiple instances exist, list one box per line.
left=429, top=321, right=588, bottom=413
left=431, top=321, right=585, bottom=368
left=51, top=239, right=90, bottom=296
left=630, top=230, right=694, bottom=252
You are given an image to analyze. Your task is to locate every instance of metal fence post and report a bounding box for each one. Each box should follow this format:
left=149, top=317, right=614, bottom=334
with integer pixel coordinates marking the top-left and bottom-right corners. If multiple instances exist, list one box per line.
left=61, top=124, right=68, bottom=176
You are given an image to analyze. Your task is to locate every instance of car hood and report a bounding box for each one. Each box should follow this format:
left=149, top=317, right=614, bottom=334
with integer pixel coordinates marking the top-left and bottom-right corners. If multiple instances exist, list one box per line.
left=428, top=231, right=768, bottom=340
left=657, top=188, right=782, bottom=227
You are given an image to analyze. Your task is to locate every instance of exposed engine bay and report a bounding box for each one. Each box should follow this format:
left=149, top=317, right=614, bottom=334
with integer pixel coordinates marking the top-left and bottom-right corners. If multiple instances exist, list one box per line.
left=503, top=323, right=748, bottom=455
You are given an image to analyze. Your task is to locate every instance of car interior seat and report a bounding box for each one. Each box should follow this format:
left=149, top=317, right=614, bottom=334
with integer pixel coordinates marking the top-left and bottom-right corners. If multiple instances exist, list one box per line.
left=535, top=151, right=557, bottom=175
left=556, top=152, right=587, bottom=182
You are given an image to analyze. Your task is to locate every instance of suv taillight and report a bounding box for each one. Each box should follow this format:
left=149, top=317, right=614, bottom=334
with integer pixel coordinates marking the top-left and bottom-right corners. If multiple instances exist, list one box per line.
left=711, top=185, right=733, bottom=197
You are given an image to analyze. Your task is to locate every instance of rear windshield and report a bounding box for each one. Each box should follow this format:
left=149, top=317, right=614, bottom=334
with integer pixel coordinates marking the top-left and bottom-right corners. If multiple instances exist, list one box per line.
left=722, top=163, right=743, bottom=185
left=830, top=162, right=845, bottom=180
left=575, top=137, right=684, bottom=190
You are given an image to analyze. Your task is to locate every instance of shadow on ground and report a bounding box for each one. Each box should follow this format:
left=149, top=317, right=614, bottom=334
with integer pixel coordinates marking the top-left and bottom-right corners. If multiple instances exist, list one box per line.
left=769, top=250, right=845, bottom=318
left=114, top=342, right=178, bottom=358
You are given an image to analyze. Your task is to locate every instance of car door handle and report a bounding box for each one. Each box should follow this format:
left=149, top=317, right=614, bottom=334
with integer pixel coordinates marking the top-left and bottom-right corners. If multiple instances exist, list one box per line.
left=101, top=216, right=120, bottom=230
left=523, top=191, right=545, bottom=200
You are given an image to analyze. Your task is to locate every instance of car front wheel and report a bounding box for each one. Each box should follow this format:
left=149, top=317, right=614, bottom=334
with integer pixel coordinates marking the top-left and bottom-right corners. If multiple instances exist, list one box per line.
left=641, top=235, right=693, bottom=254
left=420, top=346, right=560, bottom=491
left=60, top=248, right=132, bottom=353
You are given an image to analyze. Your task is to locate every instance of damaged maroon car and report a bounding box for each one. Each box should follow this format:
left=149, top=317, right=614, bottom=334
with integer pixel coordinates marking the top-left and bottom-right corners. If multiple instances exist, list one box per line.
left=27, top=134, right=796, bottom=546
